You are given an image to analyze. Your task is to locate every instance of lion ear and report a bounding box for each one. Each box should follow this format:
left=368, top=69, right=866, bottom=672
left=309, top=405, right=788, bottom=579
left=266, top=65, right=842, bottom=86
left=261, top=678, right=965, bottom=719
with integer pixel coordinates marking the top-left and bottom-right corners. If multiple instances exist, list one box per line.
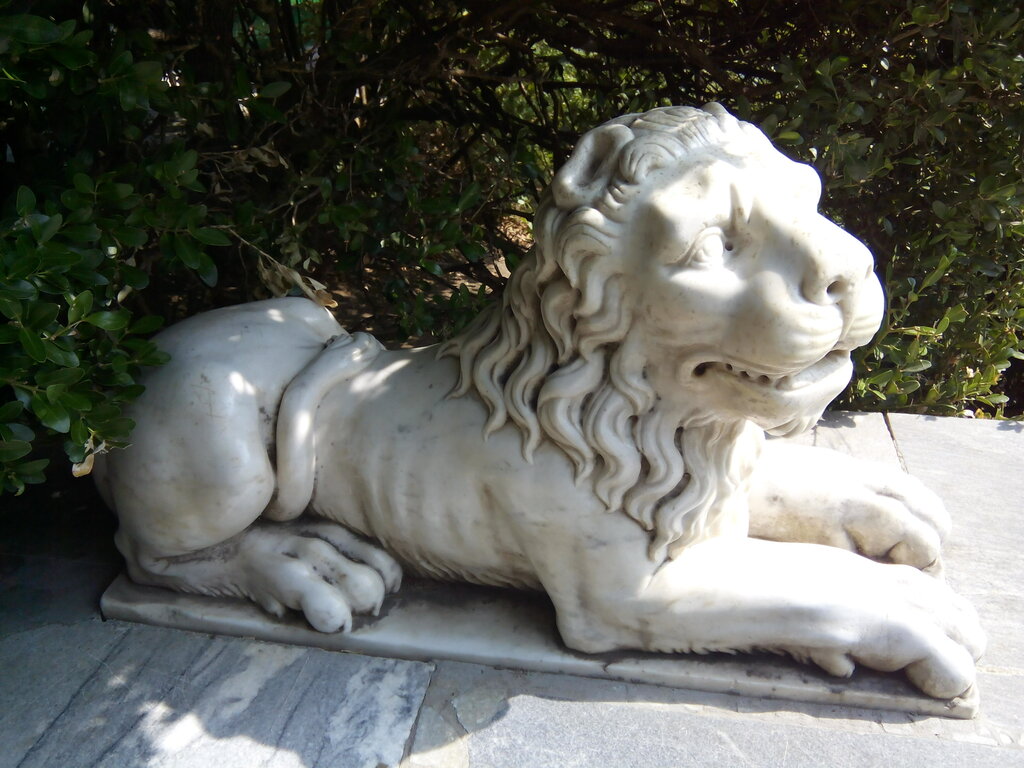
left=551, top=123, right=633, bottom=210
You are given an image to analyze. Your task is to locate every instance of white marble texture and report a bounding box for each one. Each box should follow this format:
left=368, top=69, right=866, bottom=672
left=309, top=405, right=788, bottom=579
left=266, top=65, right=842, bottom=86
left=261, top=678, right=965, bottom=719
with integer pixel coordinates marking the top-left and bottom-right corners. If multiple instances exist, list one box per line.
left=95, top=104, right=983, bottom=703
left=0, top=622, right=431, bottom=768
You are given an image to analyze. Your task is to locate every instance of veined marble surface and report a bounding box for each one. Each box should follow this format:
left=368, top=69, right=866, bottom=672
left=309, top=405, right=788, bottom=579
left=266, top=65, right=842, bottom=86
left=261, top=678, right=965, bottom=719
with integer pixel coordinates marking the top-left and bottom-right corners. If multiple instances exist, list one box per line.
left=0, top=622, right=431, bottom=768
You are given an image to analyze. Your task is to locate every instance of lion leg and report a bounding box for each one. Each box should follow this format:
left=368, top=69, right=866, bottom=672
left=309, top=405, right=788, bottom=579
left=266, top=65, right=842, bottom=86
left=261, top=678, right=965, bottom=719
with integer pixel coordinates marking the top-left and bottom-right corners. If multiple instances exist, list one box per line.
left=100, top=299, right=402, bottom=631
left=106, top=385, right=401, bottom=631
left=119, top=519, right=400, bottom=632
left=104, top=365, right=394, bottom=631
left=543, top=537, right=984, bottom=699
left=747, top=441, right=950, bottom=572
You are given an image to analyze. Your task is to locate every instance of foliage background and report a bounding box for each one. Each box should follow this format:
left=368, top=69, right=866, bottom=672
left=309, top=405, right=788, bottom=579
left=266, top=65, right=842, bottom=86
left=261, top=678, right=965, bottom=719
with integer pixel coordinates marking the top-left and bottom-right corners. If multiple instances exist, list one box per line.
left=1, top=0, right=1022, bottom=493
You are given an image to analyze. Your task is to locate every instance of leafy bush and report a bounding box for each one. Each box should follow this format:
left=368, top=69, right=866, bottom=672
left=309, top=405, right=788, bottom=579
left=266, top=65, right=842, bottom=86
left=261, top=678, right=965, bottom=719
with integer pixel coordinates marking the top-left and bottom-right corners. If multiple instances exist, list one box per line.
left=753, top=5, right=1024, bottom=414
left=2, top=0, right=1021, bottom=494
left=0, top=7, right=228, bottom=492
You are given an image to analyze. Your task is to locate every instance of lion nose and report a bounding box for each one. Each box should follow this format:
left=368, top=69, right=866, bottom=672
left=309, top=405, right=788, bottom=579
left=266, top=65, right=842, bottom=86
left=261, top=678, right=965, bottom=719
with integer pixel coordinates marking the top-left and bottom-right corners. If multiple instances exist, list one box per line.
left=798, top=218, right=874, bottom=307
left=802, top=272, right=855, bottom=306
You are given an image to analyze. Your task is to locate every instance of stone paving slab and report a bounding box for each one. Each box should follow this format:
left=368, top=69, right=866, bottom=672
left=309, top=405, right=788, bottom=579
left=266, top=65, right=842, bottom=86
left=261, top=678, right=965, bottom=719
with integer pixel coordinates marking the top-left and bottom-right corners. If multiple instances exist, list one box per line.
left=402, top=659, right=1020, bottom=768
left=886, top=414, right=1024, bottom=745
left=437, top=692, right=1008, bottom=768
left=887, top=414, right=1024, bottom=668
left=0, top=622, right=432, bottom=768
left=782, top=410, right=899, bottom=463
left=0, top=554, right=119, bottom=637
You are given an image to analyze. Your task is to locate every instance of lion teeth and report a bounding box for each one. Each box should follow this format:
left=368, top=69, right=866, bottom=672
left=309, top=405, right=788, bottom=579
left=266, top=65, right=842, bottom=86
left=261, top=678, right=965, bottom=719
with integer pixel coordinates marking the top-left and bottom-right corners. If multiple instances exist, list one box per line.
left=705, top=362, right=787, bottom=389
left=699, top=352, right=846, bottom=392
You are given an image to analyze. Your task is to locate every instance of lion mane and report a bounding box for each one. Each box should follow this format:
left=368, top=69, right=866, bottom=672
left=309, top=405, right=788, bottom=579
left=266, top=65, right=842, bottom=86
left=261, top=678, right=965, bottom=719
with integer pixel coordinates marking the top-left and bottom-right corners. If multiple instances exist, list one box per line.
left=440, top=105, right=769, bottom=561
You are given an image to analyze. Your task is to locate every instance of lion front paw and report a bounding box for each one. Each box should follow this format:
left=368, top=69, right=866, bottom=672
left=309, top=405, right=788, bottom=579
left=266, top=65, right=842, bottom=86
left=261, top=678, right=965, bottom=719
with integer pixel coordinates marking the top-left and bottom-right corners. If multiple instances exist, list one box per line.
left=808, top=561, right=985, bottom=699
left=239, top=521, right=402, bottom=632
left=749, top=443, right=950, bottom=572
left=838, top=465, right=950, bottom=572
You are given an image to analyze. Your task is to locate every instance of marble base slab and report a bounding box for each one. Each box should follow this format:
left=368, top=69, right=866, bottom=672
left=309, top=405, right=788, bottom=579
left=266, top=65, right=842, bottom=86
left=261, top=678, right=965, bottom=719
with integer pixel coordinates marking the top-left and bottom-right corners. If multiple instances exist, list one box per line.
left=101, top=574, right=977, bottom=720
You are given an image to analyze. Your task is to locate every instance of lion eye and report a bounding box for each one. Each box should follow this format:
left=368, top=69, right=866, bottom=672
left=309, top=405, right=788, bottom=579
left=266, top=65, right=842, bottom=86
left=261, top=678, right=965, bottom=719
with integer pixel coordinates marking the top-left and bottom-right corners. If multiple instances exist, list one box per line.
left=687, top=228, right=730, bottom=268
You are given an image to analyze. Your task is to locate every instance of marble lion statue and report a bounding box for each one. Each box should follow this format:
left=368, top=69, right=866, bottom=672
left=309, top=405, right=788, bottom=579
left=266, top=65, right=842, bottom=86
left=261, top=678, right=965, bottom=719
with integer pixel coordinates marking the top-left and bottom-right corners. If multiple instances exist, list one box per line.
left=96, top=104, right=984, bottom=700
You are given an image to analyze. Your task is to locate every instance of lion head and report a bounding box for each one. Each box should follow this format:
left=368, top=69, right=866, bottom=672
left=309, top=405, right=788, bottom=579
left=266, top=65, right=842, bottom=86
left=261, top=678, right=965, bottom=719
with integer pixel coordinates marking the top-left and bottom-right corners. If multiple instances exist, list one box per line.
left=439, top=104, right=884, bottom=561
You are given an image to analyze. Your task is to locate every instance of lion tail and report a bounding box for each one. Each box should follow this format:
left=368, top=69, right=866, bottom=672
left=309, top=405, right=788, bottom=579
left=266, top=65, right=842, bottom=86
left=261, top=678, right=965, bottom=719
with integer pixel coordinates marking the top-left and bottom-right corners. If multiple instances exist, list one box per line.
left=263, top=331, right=384, bottom=522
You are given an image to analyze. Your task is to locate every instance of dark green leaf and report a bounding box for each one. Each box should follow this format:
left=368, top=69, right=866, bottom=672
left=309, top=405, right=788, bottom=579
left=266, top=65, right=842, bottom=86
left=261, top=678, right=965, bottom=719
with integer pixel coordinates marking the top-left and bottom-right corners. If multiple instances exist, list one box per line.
left=456, top=182, right=481, bottom=213
left=16, top=186, right=36, bottom=215
left=31, top=396, right=70, bottom=433
left=174, top=235, right=202, bottom=269
left=108, top=50, right=133, bottom=76
left=132, top=60, right=164, bottom=83
left=0, top=401, right=25, bottom=421
left=0, top=281, right=38, bottom=301
left=113, top=227, right=148, bottom=247
left=192, top=227, right=231, bottom=246
left=175, top=150, right=198, bottom=175
left=0, top=299, right=22, bottom=320
left=18, top=328, right=47, bottom=361
left=259, top=81, right=292, bottom=99
left=64, top=439, right=86, bottom=463
left=84, top=310, right=130, bottom=330
left=58, top=391, right=92, bottom=411
left=195, top=252, right=218, bottom=287
left=63, top=224, right=102, bottom=242
left=7, top=421, right=34, bottom=441
left=120, top=264, right=150, bottom=289
left=25, top=301, right=59, bottom=329
left=457, top=240, right=486, bottom=264
left=0, top=14, right=62, bottom=44
left=70, top=419, right=88, bottom=445
left=35, top=213, right=63, bottom=243
left=72, top=173, right=94, bottom=194
left=37, top=367, right=84, bottom=387
left=16, top=458, right=50, bottom=476
left=0, top=440, right=32, bottom=462
left=44, top=343, right=78, bottom=368
left=50, top=43, right=93, bottom=70
left=118, top=83, right=140, bottom=111
left=902, top=360, right=932, bottom=373
left=96, top=416, right=134, bottom=437
left=129, top=315, right=165, bottom=335
left=45, top=383, right=66, bottom=403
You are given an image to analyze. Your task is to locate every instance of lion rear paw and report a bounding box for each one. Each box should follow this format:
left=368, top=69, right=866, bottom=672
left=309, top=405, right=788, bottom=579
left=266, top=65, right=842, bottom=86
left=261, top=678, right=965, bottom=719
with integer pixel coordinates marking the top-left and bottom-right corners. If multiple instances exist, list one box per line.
left=240, top=522, right=402, bottom=632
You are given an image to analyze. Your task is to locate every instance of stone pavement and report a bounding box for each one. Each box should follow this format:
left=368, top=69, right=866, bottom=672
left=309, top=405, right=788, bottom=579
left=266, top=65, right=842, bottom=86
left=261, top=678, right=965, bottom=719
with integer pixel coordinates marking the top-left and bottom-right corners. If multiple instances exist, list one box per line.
left=1, top=414, right=1021, bottom=767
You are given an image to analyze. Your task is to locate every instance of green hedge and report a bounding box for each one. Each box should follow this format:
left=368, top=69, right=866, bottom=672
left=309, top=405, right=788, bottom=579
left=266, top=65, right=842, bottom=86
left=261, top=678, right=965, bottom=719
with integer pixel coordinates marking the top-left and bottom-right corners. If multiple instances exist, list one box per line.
left=1, top=1, right=1021, bottom=493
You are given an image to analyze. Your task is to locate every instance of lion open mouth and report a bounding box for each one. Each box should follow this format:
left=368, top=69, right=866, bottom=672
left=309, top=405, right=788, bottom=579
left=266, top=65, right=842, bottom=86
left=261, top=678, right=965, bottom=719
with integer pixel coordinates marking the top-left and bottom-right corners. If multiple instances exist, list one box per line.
left=693, top=349, right=849, bottom=393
